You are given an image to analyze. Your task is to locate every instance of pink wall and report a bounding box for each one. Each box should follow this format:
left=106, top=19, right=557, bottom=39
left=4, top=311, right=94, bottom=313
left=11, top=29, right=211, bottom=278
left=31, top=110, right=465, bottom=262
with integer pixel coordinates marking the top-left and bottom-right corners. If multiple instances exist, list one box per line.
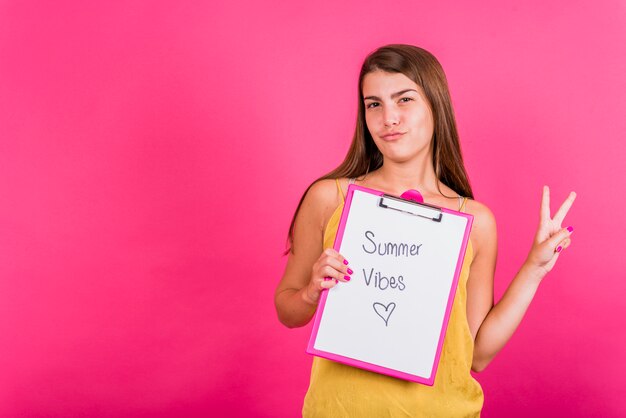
left=1, top=1, right=624, bottom=416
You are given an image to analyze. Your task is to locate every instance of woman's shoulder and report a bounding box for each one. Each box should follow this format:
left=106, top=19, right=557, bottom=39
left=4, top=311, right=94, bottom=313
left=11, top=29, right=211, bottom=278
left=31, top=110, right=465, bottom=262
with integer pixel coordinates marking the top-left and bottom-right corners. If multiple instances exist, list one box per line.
left=306, top=178, right=343, bottom=204
left=463, top=198, right=497, bottom=254
left=301, top=178, right=345, bottom=228
left=463, top=197, right=494, bottom=217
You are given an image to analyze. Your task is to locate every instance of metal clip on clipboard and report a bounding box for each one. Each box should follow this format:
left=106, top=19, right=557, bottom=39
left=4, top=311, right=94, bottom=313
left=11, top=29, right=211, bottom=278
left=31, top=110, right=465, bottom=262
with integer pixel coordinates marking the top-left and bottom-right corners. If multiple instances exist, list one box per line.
left=379, top=194, right=443, bottom=222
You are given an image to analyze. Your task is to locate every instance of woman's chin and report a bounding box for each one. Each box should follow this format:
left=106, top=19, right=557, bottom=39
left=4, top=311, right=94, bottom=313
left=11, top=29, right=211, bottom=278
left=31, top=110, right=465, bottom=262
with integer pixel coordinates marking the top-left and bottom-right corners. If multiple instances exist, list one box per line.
left=382, top=150, right=430, bottom=165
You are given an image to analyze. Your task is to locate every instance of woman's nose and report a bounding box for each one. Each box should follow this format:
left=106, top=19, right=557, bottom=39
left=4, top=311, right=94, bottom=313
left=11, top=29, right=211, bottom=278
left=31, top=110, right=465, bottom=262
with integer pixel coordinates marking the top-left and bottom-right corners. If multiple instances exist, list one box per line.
left=383, top=107, right=399, bottom=126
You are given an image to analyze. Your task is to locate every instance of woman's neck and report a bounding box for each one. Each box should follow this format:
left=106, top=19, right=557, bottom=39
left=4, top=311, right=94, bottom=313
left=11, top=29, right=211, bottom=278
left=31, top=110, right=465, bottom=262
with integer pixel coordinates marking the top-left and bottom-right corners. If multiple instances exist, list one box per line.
left=364, top=157, right=442, bottom=197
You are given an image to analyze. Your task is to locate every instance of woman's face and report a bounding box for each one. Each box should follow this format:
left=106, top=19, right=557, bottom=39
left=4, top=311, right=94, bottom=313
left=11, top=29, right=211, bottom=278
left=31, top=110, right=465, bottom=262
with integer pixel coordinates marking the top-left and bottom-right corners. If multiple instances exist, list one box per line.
left=362, top=70, right=434, bottom=164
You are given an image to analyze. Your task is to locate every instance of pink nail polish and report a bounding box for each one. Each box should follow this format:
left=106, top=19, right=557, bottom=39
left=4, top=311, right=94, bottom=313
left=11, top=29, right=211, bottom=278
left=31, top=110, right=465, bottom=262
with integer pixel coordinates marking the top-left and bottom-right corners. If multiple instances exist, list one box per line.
left=556, top=246, right=563, bottom=253
left=324, top=277, right=331, bottom=281
left=345, top=276, right=351, bottom=281
left=347, top=268, right=353, bottom=275
left=343, top=259, right=349, bottom=265
left=567, top=226, right=574, bottom=233
left=334, top=279, right=338, bottom=284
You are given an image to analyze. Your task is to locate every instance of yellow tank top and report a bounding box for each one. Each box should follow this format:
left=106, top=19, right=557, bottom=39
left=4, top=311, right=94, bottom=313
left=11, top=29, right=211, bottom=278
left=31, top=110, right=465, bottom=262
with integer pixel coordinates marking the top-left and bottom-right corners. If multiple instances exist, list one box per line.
left=303, top=179, right=484, bottom=417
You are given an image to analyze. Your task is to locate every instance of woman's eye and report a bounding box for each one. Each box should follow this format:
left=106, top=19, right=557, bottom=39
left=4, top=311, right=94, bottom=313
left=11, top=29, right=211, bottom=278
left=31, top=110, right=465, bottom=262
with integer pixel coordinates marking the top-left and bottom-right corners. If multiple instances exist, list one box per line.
left=399, top=97, right=413, bottom=103
left=366, top=102, right=380, bottom=109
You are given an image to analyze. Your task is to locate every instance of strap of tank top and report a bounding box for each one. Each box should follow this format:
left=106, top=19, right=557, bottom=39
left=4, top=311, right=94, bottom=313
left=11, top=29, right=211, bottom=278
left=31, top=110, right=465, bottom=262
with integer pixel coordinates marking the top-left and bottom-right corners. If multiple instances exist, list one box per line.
left=459, top=197, right=468, bottom=212
left=335, top=178, right=356, bottom=204
left=335, top=179, right=345, bottom=203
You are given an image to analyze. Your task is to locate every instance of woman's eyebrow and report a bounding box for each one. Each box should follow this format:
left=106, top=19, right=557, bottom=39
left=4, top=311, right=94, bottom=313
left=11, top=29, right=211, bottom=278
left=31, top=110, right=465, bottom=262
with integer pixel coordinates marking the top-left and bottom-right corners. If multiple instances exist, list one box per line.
left=363, top=89, right=419, bottom=101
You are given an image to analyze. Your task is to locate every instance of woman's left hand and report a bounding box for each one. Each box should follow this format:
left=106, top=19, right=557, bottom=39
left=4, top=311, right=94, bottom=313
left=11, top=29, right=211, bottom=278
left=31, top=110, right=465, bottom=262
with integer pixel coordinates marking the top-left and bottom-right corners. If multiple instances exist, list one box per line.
left=525, top=186, right=577, bottom=277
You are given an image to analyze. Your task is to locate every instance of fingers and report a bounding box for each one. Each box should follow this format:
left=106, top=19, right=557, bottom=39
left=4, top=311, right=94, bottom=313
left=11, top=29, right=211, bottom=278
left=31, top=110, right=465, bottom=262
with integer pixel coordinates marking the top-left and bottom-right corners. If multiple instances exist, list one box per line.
left=555, top=237, right=572, bottom=253
left=321, top=249, right=352, bottom=282
left=321, top=263, right=351, bottom=283
left=553, top=191, right=577, bottom=225
left=320, top=278, right=339, bottom=289
left=547, top=226, right=574, bottom=253
left=526, top=224, right=574, bottom=273
left=313, top=249, right=352, bottom=285
left=540, top=185, right=551, bottom=222
left=320, top=248, right=349, bottom=267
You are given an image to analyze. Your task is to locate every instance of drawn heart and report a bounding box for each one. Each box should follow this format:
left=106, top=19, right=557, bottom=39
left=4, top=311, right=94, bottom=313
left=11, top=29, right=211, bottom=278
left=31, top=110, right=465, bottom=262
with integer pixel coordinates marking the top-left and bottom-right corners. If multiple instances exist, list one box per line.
left=373, top=302, right=396, bottom=327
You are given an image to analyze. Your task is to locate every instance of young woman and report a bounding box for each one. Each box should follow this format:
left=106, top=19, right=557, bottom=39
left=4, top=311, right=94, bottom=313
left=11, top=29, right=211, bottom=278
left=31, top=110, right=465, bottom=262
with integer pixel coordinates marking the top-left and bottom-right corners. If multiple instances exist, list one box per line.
left=274, top=44, right=576, bottom=417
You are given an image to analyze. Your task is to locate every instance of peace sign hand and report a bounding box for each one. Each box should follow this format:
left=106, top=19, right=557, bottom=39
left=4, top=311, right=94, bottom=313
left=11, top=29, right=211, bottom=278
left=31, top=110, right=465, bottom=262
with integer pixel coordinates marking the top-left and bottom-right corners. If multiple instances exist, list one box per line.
left=525, top=186, right=577, bottom=277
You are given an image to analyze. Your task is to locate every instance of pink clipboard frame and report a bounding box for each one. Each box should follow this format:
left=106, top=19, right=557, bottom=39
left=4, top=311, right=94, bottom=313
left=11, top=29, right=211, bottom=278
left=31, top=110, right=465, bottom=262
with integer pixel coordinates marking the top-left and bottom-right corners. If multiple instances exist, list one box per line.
left=306, top=184, right=474, bottom=385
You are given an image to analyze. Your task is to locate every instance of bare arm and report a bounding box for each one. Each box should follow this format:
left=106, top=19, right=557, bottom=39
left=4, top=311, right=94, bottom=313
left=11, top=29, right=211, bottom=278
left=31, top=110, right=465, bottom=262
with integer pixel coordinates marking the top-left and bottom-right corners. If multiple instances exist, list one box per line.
left=467, top=186, right=576, bottom=372
left=274, top=180, right=352, bottom=328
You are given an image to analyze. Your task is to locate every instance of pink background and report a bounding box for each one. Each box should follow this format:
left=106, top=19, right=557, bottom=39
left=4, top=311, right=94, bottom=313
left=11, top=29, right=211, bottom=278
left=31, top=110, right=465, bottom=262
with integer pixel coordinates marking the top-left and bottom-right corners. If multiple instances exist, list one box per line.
left=1, top=1, right=624, bottom=417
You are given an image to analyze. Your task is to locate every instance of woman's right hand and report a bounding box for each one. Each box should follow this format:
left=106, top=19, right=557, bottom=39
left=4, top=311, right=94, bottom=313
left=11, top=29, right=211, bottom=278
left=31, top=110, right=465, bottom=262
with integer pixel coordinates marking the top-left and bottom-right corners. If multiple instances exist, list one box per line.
left=302, top=248, right=353, bottom=305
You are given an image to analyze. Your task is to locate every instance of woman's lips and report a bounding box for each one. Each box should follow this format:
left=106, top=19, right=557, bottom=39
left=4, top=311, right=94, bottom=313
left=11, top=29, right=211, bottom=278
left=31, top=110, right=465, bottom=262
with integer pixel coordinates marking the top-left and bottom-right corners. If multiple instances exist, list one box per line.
left=381, top=132, right=405, bottom=140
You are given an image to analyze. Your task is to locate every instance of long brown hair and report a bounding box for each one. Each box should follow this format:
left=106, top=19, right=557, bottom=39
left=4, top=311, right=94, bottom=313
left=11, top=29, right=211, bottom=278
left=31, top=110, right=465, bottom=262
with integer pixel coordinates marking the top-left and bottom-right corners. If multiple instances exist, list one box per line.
left=286, top=44, right=473, bottom=253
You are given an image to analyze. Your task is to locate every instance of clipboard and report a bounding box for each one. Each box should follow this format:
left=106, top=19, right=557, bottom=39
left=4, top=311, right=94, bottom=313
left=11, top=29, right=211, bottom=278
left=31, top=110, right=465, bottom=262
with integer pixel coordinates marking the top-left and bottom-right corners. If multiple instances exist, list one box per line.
left=306, top=184, right=473, bottom=385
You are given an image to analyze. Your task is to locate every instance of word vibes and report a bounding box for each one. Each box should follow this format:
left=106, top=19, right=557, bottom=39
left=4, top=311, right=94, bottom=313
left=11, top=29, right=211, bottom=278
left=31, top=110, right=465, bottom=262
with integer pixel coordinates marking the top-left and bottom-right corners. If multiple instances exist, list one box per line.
left=363, top=268, right=406, bottom=291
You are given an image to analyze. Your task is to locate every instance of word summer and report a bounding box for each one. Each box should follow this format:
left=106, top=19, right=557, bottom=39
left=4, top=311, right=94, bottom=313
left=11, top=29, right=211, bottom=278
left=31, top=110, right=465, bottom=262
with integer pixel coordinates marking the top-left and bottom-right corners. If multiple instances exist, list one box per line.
left=362, top=230, right=423, bottom=257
